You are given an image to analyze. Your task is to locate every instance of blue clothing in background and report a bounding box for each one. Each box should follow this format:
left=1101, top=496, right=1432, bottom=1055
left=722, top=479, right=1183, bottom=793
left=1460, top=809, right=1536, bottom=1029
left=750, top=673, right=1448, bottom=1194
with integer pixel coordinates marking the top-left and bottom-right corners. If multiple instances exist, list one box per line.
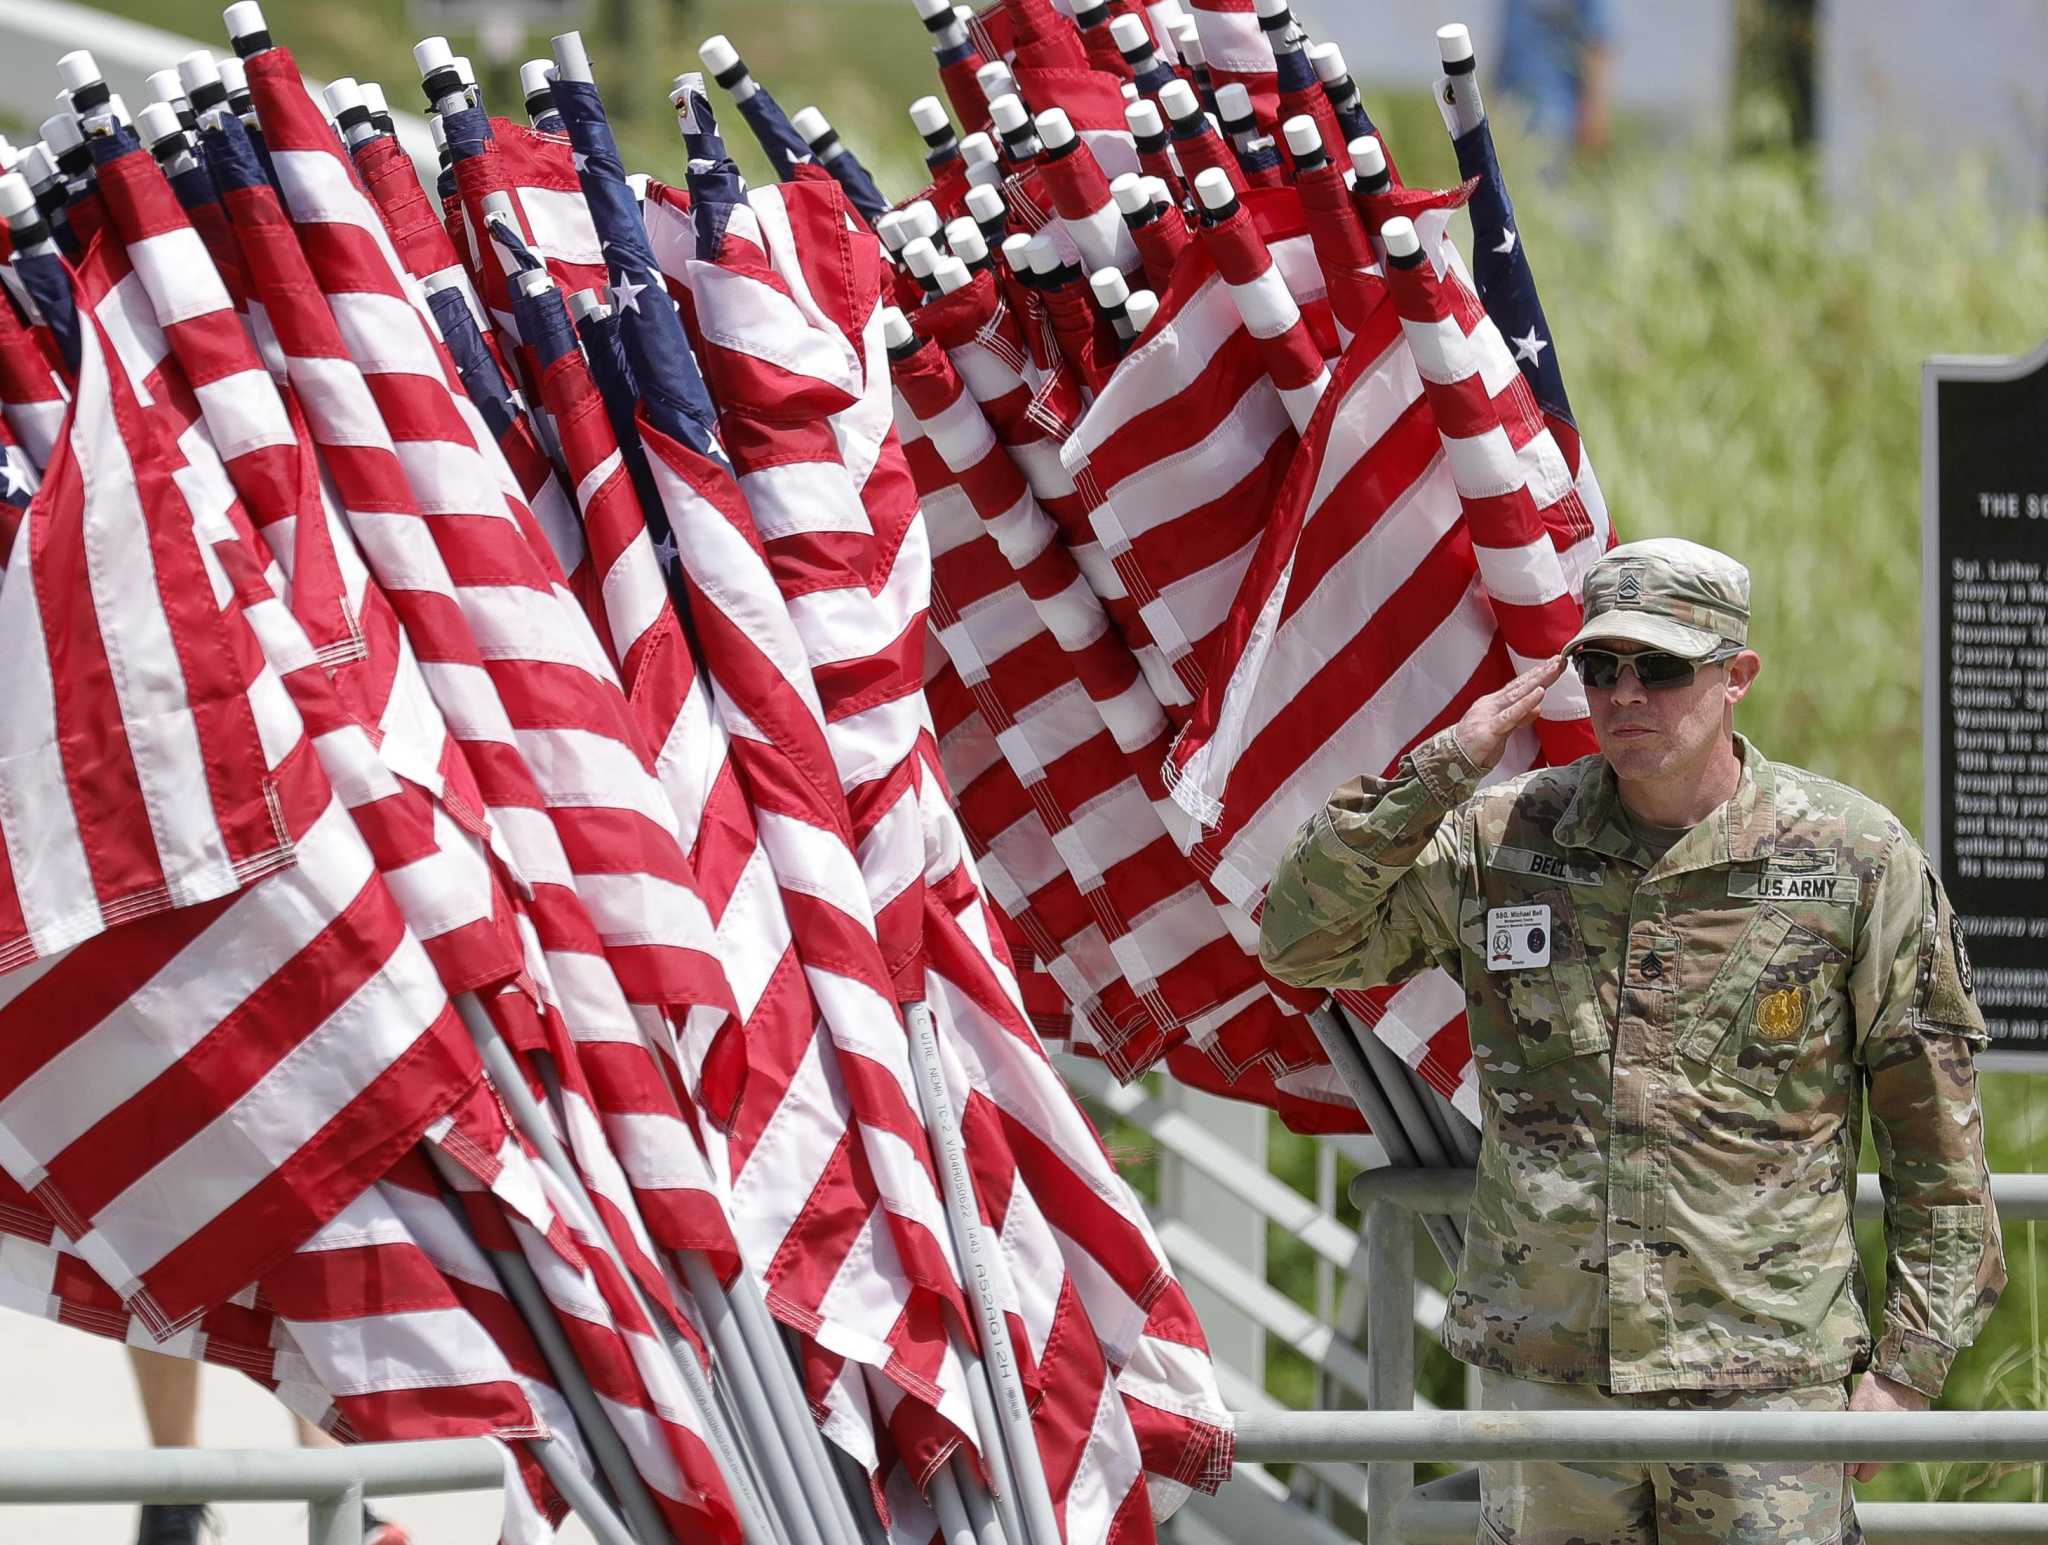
left=1495, top=0, right=1615, bottom=139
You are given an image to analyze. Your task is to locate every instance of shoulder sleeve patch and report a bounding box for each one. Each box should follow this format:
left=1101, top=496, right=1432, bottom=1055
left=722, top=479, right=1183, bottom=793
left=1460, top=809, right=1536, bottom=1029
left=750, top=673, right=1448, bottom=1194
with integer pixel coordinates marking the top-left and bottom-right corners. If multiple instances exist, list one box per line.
left=1920, top=867, right=1989, bottom=1042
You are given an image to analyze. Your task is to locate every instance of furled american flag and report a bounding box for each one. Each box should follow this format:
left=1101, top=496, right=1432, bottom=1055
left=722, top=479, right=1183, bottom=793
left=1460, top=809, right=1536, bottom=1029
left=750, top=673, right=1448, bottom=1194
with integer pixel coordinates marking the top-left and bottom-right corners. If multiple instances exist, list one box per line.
left=1439, top=29, right=1608, bottom=580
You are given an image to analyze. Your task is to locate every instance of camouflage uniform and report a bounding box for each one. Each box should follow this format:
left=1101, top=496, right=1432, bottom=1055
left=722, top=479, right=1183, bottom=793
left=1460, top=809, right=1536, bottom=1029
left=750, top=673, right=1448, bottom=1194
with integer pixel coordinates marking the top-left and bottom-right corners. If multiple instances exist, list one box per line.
left=1258, top=539, right=2004, bottom=1544
left=1477, top=1373, right=1858, bottom=1545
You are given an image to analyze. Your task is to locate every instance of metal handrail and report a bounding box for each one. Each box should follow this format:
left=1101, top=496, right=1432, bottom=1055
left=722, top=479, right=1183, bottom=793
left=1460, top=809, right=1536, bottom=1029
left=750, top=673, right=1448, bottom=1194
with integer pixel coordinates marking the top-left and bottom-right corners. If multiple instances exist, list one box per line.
left=1327, top=1170, right=2048, bottom=1544
left=1350, top=1166, right=2048, bottom=1220
left=1233, top=1409, right=2048, bottom=1464
left=0, top=1439, right=506, bottom=1545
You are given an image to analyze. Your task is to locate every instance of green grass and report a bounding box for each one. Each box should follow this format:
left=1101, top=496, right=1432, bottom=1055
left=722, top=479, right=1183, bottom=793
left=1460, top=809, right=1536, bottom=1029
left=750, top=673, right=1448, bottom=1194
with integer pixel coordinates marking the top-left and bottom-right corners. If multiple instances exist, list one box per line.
left=86, top=0, right=2048, bottom=1508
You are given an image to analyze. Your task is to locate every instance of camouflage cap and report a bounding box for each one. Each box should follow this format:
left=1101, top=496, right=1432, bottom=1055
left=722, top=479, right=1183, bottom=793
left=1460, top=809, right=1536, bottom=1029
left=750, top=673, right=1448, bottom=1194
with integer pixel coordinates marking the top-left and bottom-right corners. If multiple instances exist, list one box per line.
left=1566, top=537, right=1751, bottom=659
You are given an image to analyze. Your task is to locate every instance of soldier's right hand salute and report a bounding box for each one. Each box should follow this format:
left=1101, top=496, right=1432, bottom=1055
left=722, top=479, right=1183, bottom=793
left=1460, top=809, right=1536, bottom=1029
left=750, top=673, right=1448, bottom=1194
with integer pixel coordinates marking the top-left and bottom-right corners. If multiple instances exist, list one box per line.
left=1453, top=655, right=1568, bottom=771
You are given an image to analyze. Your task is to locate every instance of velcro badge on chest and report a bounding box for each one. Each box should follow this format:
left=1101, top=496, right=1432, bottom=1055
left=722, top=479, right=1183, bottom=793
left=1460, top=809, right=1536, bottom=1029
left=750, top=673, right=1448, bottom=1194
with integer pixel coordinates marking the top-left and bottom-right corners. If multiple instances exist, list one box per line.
left=1729, top=869, right=1859, bottom=904
left=1486, top=905, right=1552, bottom=970
left=1490, top=846, right=1607, bottom=887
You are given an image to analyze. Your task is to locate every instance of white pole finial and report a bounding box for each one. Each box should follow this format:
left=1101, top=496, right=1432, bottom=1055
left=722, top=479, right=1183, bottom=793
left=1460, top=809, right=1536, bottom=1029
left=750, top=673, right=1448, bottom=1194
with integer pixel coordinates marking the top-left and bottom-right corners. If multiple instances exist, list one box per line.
left=137, top=101, right=184, bottom=145
left=1381, top=215, right=1420, bottom=258
left=1034, top=107, right=1075, bottom=150
left=56, top=52, right=101, bottom=94
left=551, top=32, right=594, bottom=83
left=1282, top=114, right=1322, bottom=158
left=178, top=50, right=221, bottom=96
left=222, top=2, right=268, bottom=43
left=1193, top=165, right=1235, bottom=211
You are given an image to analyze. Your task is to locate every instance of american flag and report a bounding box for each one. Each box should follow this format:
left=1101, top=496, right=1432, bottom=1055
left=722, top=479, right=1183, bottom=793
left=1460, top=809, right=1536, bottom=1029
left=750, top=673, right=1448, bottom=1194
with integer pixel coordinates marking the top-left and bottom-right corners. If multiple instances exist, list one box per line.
left=0, top=229, right=481, bottom=1335
left=550, top=65, right=987, bottom=1494
left=667, top=109, right=1234, bottom=1523
left=0, top=277, right=67, bottom=472
left=1441, top=51, right=1609, bottom=576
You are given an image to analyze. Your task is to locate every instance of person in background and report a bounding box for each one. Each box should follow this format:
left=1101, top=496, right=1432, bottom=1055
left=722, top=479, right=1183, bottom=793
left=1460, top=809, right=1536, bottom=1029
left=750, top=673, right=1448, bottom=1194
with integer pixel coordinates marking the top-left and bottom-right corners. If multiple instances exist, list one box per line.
left=129, top=1347, right=411, bottom=1545
left=1496, top=0, right=1616, bottom=158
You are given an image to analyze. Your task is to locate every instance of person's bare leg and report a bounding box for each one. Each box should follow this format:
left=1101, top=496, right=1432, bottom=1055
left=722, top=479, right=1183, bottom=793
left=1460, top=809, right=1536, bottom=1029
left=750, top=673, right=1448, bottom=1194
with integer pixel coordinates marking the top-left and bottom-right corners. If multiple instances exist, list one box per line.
left=127, top=1348, right=200, bottom=1448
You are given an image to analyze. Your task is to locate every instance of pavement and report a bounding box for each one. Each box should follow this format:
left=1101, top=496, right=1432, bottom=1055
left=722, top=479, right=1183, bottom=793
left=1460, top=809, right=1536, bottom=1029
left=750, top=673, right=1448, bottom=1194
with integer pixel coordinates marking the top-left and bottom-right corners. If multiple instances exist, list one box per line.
left=0, top=1310, right=597, bottom=1544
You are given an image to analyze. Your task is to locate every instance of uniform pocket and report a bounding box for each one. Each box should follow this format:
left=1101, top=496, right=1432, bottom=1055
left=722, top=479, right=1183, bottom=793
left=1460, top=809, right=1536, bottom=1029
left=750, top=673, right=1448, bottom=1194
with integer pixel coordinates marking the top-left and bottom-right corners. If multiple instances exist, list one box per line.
left=1678, top=907, right=1845, bottom=1097
left=1470, top=888, right=1608, bottom=1071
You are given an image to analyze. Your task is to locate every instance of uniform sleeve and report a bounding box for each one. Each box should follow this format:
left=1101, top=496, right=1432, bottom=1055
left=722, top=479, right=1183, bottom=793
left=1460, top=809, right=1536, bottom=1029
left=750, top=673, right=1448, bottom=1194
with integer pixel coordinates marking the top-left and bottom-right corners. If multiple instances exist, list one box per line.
left=1258, top=728, right=1479, bottom=993
left=1850, top=839, right=2006, bottom=1399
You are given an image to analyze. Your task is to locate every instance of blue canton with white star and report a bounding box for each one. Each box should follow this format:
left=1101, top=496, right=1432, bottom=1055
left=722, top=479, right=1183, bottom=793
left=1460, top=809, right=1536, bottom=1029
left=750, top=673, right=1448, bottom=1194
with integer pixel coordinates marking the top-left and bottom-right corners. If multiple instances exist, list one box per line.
left=1453, top=118, right=1574, bottom=431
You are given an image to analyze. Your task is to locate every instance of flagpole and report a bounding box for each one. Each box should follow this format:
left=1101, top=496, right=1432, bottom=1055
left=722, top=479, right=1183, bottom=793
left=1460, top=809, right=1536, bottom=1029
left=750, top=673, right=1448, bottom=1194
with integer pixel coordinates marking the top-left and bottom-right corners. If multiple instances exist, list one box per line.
left=453, top=993, right=789, bottom=1545
left=929, top=1460, right=983, bottom=1545
left=722, top=1271, right=877, bottom=1545
left=419, top=1146, right=675, bottom=1545
left=526, top=1435, right=645, bottom=1545
left=1308, top=1005, right=1466, bottom=1272
left=515, top=1042, right=846, bottom=1545
left=1436, top=24, right=1486, bottom=138
left=904, top=999, right=1064, bottom=1545
left=952, top=1455, right=1008, bottom=1545
left=535, top=1043, right=867, bottom=1545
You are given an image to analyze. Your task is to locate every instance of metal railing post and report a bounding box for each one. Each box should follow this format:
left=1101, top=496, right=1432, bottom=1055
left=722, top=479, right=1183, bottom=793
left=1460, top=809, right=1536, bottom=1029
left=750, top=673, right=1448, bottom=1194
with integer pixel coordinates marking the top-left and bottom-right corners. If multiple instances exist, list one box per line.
left=1365, top=1197, right=1416, bottom=1545
left=307, top=1481, right=364, bottom=1545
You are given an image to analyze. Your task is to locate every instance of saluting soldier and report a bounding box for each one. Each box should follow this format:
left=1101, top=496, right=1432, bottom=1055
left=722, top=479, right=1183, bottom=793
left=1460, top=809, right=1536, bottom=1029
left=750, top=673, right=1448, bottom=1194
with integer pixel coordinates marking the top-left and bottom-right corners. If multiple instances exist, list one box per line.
left=1260, top=538, right=2004, bottom=1545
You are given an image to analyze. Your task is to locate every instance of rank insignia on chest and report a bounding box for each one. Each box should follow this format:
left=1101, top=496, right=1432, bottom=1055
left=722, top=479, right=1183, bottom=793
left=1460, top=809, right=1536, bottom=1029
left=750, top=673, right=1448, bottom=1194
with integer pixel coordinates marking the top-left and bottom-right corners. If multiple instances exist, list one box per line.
left=1755, top=986, right=1807, bottom=1041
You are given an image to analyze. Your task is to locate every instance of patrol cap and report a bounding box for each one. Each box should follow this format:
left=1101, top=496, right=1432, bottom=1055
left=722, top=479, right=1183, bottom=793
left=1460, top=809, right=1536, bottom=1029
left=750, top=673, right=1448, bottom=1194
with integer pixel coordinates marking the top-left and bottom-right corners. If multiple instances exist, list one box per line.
left=1566, top=537, right=1751, bottom=659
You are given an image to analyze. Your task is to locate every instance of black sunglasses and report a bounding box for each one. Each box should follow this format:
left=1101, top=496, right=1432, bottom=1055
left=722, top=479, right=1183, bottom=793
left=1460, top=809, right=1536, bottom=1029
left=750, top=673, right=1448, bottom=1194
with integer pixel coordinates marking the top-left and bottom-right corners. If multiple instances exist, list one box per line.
left=1568, top=645, right=1739, bottom=691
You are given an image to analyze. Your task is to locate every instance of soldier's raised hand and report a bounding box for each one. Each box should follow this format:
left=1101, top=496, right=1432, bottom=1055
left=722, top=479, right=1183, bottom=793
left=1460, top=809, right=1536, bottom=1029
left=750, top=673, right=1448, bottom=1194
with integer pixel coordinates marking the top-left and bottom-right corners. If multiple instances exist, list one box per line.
left=1452, top=656, right=1568, bottom=771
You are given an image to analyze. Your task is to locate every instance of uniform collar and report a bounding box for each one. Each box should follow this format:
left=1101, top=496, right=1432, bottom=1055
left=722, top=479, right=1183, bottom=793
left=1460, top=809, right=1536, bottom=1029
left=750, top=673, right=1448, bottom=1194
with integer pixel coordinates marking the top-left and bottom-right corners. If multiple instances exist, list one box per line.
left=1553, top=733, right=1776, bottom=872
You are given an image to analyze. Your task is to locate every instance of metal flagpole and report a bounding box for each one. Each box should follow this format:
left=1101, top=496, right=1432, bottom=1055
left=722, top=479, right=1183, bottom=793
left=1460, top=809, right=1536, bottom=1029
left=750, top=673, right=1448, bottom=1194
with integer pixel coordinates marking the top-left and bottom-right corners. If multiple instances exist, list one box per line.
left=929, top=1463, right=980, bottom=1545
left=904, top=999, right=1062, bottom=1545
left=526, top=1436, right=644, bottom=1545
left=671, top=1228, right=838, bottom=1545
left=1355, top=1029, right=1455, bottom=1172
left=421, top=1147, right=672, bottom=1545
left=1307, top=1006, right=1465, bottom=1272
left=721, top=1257, right=875, bottom=1545
left=953, top=1456, right=1008, bottom=1545
left=521, top=1057, right=855, bottom=1545
left=454, top=994, right=788, bottom=1545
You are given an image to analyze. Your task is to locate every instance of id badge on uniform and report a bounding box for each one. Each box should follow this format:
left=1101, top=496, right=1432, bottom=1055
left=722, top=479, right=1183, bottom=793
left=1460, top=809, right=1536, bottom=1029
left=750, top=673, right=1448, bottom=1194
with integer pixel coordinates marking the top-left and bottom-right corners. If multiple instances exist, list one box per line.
left=1486, top=905, right=1552, bottom=971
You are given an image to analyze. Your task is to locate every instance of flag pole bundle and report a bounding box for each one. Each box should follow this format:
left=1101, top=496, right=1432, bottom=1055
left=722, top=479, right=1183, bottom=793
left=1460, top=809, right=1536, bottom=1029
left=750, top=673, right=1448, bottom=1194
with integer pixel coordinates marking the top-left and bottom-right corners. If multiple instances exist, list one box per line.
left=0, top=1, right=1612, bottom=1538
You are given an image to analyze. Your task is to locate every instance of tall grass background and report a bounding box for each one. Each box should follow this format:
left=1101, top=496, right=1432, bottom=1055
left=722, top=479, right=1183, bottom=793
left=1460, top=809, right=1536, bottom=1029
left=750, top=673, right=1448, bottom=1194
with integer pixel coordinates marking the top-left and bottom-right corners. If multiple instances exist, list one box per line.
left=77, top=0, right=2048, bottom=1512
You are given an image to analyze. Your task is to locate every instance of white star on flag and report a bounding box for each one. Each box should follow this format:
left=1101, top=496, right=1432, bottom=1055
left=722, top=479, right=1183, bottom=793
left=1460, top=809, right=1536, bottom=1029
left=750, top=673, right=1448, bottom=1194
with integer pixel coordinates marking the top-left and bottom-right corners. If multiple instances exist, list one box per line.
left=653, top=532, right=678, bottom=571
left=0, top=453, right=26, bottom=497
left=1511, top=326, right=1549, bottom=366
left=1493, top=225, right=1518, bottom=256
left=611, top=271, right=646, bottom=313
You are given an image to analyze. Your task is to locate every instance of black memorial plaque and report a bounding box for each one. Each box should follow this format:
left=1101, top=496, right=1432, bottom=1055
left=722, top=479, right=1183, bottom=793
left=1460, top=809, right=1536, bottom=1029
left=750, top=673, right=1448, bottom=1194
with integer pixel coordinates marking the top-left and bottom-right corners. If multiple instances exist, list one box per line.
left=1924, top=343, right=2048, bottom=1060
